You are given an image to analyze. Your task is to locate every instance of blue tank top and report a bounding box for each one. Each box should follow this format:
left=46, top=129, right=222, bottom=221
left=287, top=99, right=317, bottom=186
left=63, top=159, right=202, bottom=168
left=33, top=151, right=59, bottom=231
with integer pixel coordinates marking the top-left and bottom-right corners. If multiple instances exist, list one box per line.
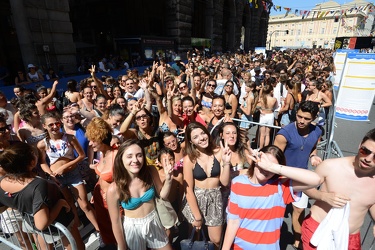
left=278, top=123, right=321, bottom=169
left=120, top=186, right=155, bottom=210
left=73, top=124, right=89, bottom=157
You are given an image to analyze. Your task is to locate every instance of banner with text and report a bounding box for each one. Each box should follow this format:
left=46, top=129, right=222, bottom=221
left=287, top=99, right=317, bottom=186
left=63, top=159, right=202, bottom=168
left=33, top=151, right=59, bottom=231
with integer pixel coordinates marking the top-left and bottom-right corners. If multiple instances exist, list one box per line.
left=335, top=53, right=375, bottom=121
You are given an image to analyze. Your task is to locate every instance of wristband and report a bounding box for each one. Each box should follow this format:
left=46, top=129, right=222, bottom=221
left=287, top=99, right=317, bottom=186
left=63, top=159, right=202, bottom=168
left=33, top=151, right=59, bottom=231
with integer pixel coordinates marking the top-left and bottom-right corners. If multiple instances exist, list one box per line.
left=310, top=154, right=316, bottom=159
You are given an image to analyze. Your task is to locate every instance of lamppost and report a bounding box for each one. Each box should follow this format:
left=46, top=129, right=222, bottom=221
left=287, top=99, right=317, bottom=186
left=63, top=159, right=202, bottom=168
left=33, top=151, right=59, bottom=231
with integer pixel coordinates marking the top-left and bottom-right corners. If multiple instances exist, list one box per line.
left=268, top=30, right=289, bottom=50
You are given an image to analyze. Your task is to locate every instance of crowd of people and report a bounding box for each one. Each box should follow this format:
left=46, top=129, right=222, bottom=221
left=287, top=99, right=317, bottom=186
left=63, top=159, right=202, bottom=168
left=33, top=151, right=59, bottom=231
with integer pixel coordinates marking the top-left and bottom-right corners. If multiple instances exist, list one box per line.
left=0, top=48, right=373, bottom=250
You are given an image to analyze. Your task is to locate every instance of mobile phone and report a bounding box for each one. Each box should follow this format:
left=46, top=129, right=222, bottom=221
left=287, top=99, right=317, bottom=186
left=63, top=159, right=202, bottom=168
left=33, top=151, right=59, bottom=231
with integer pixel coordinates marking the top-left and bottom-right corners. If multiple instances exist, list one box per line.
left=92, top=159, right=99, bottom=165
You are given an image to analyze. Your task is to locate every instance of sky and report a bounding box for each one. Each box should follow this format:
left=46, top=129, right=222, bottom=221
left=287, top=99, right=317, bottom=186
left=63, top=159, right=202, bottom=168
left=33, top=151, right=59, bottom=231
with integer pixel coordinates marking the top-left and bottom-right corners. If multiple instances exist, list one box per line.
left=269, top=0, right=362, bottom=15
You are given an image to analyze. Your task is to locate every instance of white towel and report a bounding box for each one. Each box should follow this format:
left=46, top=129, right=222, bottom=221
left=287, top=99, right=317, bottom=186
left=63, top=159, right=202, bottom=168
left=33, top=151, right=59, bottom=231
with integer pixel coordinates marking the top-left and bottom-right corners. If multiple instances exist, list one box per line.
left=310, top=202, right=350, bottom=250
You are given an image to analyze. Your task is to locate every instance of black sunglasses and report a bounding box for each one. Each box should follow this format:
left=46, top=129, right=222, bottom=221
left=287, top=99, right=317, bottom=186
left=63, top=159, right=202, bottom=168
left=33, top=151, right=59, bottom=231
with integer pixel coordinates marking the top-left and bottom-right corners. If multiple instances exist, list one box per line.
left=135, top=114, right=149, bottom=121
left=359, top=146, right=375, bottom=161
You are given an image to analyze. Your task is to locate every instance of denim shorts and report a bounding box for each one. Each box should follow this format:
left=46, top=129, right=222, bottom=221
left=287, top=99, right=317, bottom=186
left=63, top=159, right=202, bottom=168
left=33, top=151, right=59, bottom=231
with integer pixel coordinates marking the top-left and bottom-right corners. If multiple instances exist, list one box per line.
left=56, top=167, right=84, bottom=188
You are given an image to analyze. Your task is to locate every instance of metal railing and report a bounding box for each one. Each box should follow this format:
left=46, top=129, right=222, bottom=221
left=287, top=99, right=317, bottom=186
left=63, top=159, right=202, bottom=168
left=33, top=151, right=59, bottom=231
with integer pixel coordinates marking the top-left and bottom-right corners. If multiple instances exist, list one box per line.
left=0, top=208, right=77, bottom=250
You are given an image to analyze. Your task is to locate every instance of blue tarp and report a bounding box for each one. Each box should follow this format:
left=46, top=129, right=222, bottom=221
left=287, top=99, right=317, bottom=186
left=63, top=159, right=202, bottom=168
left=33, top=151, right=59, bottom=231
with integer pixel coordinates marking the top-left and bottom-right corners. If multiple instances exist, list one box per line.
left=0, top=66, right=150, bottom=100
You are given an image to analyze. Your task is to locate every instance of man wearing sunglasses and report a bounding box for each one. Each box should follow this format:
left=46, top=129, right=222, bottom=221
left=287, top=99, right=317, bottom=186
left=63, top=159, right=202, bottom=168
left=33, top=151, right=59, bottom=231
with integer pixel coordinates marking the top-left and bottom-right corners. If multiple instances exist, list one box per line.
left=302, top=128, right=375, bottom=250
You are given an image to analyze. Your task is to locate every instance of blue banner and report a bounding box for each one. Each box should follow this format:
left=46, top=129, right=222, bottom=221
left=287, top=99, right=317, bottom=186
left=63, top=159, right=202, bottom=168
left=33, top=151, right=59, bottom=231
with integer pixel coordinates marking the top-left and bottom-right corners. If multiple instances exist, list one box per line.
left=336, top=49, right=360, bottom=53
left=347, top=53, right=375, bottom=60
left=0, top=66, right=149, bottom=100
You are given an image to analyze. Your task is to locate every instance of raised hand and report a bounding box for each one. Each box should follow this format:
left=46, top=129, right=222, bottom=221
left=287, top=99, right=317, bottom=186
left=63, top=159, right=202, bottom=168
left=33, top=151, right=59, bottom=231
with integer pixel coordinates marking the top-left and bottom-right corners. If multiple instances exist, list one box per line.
left=248, top=151, right=274, bottom=173
left=140, top=79, right=148, bottom=90
left=220, top=140, right=232, bottom=165
left=89, top=65, right=96, bottom=77
left=163, top=157, right=173, bottom=181
left=167, top=85, right=176, bottom=100
left=152, top=61, right=159, bottom=71
left=138, top=98, right=146, bottom=109
left=132, top=100, right=141, bottom=113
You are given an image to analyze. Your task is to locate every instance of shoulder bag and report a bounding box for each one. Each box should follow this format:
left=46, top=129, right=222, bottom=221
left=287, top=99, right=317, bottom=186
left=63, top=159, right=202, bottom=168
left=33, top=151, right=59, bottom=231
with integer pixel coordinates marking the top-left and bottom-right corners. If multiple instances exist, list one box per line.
left=180, top=227, right=215, bottom=250
left=155, top=196, right=179, bottom=229
left=152, top=177, right=179, bottom=229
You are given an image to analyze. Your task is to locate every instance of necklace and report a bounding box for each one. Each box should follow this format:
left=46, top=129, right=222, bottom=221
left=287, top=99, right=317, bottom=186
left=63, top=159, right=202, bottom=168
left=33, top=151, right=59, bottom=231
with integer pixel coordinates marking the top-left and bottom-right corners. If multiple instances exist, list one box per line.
left=102, top=150, right=111, bottom=165
left=300, top=135, right=308, bottom=151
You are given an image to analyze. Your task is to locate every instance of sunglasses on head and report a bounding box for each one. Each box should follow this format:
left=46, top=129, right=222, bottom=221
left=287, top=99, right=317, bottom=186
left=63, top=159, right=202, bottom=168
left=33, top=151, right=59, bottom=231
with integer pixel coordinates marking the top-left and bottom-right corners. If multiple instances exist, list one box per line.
left=359, top=146, right=375, bottom=161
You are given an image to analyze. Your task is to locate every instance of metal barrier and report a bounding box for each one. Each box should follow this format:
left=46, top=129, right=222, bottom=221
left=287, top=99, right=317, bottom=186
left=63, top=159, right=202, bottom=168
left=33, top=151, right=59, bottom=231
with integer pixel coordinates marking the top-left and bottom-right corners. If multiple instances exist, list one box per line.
left=0, top=208, right=77, bottom=250
left=232, top=95, right=338, bottom=161
left=232, top=118, right=281, bottom=149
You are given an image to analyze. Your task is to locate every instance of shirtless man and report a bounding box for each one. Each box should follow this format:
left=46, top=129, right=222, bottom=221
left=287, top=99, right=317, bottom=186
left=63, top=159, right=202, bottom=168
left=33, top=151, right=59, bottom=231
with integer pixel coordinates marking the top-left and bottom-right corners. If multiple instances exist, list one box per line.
left=302, top=128, right=375, bottom=250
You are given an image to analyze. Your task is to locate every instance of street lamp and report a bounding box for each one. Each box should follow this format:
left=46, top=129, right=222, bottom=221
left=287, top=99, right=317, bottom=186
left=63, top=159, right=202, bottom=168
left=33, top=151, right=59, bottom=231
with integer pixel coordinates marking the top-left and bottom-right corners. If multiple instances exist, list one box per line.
left=269, top=30, right=289, bottom=50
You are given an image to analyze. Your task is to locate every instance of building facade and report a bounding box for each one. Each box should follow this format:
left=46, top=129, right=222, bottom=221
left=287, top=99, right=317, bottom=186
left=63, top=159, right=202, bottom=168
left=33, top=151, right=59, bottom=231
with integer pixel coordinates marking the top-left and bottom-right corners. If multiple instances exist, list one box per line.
left=267, top=0, right=375, bottom=49
left=0, top=0, right=271, bottom=79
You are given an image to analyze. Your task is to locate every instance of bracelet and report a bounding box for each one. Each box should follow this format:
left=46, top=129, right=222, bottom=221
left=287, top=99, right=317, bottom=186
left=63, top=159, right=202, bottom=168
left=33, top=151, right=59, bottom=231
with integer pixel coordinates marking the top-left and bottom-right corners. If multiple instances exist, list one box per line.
left=195, top=218, right=202, bottom=222
left=310, top=154, right=316, bottom=159
left=222, top=162, right=231, bottom=168
left=279, top=165, right=283, bottom=175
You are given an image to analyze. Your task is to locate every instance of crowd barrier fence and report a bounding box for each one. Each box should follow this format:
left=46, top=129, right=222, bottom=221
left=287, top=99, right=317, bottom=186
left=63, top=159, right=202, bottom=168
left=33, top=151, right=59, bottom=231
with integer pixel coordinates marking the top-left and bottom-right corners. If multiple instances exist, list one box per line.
left=0, top=208, right=77, bottom=250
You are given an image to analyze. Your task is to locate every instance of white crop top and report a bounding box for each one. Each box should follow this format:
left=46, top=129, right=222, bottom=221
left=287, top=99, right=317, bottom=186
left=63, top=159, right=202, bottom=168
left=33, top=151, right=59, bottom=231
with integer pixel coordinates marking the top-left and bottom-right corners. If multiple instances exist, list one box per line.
left=44, top=134, right=75, bottom=165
